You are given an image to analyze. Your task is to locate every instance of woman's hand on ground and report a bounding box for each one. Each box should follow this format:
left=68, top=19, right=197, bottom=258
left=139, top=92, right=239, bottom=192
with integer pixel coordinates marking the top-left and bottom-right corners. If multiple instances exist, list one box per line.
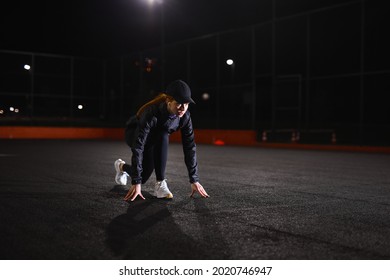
left=190, top=182, right=210, bottom=198
left=124, top=184, right=145, bottom=201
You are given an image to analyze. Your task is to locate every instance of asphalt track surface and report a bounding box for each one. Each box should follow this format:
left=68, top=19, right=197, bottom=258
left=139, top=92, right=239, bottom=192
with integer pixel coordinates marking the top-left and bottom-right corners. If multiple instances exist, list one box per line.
left=1, top=139, right=390, bottom=260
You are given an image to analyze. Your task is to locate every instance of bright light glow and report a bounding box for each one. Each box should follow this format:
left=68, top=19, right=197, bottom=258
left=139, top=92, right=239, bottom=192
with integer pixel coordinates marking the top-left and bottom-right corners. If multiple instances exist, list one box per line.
left=10, top=107, right=15, bottom=112
left=78, top=105, right=83, bottom=110
left=24, top=64, right=31, bottom=70
left=146, top=0, right=162, bottom=5
left=226, top=59, right=234, bottom=66
left=0, top=109, right=4, bottom=114
left=15, top=108, right=19, bottom=113
left=202, top=93, right=210, bottom=100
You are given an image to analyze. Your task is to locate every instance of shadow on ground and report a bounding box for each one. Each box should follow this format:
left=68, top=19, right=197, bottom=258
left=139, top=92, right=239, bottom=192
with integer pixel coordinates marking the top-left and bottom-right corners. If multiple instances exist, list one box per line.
left=106, top=186, right=230, bottom=259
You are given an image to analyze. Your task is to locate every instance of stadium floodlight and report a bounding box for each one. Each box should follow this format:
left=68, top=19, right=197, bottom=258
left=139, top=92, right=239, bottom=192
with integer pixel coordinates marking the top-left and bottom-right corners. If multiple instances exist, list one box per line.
left=146, top=0, right=163, bottom=5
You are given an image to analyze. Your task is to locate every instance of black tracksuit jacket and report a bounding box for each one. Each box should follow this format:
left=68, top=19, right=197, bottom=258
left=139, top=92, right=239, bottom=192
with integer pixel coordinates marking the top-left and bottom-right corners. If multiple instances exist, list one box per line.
left=125, top=102, right=199, bottom=185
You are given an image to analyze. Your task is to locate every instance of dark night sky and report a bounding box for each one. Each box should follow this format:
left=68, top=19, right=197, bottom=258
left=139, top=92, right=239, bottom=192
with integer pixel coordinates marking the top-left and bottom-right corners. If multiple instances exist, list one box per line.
left=0, top=0, right=267, bottom=58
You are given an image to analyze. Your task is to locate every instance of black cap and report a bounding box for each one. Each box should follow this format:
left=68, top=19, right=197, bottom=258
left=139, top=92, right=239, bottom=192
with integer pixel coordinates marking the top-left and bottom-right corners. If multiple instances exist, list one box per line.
left=166, top=80, right=195, bottom=104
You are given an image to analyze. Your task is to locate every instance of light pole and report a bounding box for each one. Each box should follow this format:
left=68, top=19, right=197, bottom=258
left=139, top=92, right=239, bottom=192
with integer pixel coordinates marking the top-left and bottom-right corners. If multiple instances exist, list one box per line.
left=226, top=58, right=235, bottom=81
left=160, top=1, right=165, bottom=88
left=145, top=0, right=165, bottom=88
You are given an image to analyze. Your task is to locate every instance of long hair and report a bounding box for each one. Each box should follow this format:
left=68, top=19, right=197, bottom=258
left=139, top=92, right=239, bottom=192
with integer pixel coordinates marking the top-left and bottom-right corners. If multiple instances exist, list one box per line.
left=136, top=93, right=174, bottom=118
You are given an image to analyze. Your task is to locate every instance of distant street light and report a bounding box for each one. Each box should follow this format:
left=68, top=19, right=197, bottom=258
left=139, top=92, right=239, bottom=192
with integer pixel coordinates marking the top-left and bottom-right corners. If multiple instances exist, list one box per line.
left=24, top=64, right=31, bottom=70
left=226, top=59, right=234, bottom=66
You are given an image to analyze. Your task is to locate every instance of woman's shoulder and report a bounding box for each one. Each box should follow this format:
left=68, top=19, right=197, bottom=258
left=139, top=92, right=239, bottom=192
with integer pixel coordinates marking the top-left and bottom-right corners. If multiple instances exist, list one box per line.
left=138, top=103, right=160, bottom=124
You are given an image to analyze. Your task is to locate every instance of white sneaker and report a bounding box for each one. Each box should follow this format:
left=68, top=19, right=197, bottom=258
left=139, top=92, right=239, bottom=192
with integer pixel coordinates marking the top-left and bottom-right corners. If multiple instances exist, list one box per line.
left=114, top=159, right=129, bottom=185
left=154, top=179, right=173, bottom=199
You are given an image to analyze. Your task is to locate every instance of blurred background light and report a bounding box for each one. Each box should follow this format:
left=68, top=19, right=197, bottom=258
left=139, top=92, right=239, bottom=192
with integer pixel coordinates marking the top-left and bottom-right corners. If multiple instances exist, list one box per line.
left=202, top=93, right=210, bottom=101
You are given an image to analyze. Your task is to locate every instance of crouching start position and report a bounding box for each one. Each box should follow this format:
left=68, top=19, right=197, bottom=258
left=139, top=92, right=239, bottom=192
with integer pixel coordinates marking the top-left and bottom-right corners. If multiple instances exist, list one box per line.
left=114, top=80, right=209, bottom=201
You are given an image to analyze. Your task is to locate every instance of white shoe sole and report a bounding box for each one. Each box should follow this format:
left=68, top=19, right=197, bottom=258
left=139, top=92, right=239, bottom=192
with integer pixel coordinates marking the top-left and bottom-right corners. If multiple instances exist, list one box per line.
left=154, top=192, right=173, bottom=199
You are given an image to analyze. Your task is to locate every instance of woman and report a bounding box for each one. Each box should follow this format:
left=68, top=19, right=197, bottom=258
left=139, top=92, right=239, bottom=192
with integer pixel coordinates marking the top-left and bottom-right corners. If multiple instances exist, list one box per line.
left=114, top=80, right=209, bottom=201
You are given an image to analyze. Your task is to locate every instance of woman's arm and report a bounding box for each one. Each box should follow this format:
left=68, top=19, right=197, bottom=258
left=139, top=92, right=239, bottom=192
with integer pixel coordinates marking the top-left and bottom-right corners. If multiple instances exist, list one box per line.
left=180, top=113, right=199, bottom=183
left=181, top=113, right=209, bottom=198
left=130, top=110, right=157, bottom=185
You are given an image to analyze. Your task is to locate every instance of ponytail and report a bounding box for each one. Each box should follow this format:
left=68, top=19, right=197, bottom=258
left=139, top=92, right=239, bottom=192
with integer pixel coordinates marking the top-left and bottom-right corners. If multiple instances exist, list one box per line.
left=136, top=93, right=174, bottom=118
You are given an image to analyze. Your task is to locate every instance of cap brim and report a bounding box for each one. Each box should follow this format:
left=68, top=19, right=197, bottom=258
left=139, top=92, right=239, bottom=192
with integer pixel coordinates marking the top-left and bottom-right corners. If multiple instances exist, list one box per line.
left=176, top=97, right=196, bottom=104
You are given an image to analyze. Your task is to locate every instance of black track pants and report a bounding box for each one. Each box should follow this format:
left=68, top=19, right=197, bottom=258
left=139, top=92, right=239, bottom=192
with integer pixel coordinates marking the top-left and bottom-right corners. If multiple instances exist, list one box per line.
left=123, top=130, right=169, bottom=184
